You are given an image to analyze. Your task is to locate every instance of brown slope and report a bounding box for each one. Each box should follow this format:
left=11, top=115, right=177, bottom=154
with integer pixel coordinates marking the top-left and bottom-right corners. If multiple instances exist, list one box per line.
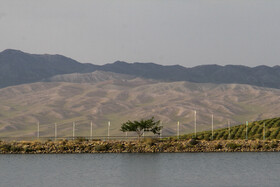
left=0, top=72, right=280, bottom=137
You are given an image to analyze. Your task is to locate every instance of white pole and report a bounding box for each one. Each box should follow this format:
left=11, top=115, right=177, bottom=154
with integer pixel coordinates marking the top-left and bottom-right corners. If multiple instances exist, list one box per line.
left=73, top=122, right=75, bottom=139
left=55, top=123, right=57, bottom=141
left=177, top=121, right=180, bottom=139
left=246, top=121, right=248, bottom=140
left=160, top=121, right=163, bottom=139
left=228, top=120, right=231, bottom=139
left=108, top=121, right=110, bottom=140
left=126, top=132, right=128, bottom=138
left=37, top=122, right=40, bottom=139
left=211, top=114, right=214, bottom=140
left=90, top=121, right=93, bottom=140
left=263, top=122, right=266, bottom=140
left=194, top=110, right=197, bottom=138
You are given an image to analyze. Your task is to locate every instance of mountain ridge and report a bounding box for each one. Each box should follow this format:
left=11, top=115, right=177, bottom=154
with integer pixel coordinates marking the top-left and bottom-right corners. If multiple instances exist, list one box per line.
left=1, top=49, right=280, bottom=89
left=0, top=49, right=98, bottom=88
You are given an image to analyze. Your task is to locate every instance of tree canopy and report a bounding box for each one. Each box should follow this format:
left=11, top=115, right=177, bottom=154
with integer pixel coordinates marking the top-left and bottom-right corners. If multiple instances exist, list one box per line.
left=120, top=117, right=162, bottom=139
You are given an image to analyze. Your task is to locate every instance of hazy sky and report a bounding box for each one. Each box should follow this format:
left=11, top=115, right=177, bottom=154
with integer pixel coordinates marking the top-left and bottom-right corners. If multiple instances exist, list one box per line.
left=0, top=0, right=280, bottom=67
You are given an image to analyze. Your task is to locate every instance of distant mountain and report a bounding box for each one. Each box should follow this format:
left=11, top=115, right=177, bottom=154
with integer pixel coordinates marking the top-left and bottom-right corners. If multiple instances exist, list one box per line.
left=1, top=49, right=280, bottom=89
left=100, top=61, right=280, bottom=89
left=0, top=49, right=98, bottom=88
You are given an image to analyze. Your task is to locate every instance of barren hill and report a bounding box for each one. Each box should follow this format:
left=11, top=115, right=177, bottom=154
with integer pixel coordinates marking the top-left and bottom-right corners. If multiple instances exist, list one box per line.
left=0, top=71, right=280, bottom=137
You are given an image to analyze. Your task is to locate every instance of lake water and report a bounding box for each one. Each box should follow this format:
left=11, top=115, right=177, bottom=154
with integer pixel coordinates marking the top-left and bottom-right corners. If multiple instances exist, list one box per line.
left=0, top=153, right=279, bottom=187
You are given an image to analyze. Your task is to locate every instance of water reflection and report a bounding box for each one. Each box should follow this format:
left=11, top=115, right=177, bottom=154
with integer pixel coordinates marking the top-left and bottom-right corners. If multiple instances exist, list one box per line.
left=0, top=153, right=279, bottom=187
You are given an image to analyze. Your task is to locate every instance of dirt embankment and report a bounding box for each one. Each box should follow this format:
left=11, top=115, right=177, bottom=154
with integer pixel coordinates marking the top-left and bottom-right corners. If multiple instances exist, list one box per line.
left=0, top=139, right=279, bottom=154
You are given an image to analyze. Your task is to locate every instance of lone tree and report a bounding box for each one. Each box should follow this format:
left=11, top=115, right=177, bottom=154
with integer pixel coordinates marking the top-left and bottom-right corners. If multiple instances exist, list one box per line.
left=120, top=117, right=162, bottom=140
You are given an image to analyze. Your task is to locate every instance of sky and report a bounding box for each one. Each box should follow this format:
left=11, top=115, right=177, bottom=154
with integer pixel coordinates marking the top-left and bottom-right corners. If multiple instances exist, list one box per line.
left=0, top=0, right=280, bottom=67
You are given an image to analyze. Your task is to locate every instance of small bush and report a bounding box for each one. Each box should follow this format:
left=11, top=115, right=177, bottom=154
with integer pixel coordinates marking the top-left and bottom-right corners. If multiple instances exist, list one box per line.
left=223, top=133, right=229, bottom=140
left=265, top=131, right=271, bottom=139
left=186, top=144, right=194, bottom=148
left=203, top=134, right=211, bottom=141
left=113, top=143, right=125, bottom=151
left=217, top=131, right=225, bottom=140
left=11, top=145, right=23, bottom=152
left=214, top=144, right=223, bottom=149
left=188, top=139, right=199, bottom=146
left=252, top=144, right=262, bottom=149
left=0, top=144, right=11, bottom=152
left=58, top=145, right=67, bottom=151
left=161, top=143, right=172, bottom=150
left=226, top=143, right=241, bottom=149
left=94, top=144, right=110, bottom=152
left=197, top=134, right=204, bottom=140
left=127, top=144, right=136, bottom=152
left=75, top=137, right=87, bottom=143
left=62, top=140, right=68, bottom=145
left=213, top=132, right=218, bottom=140
left=176, top=143, right=185, bottom=151
left=23, top=146, right=34, bottom=153
left=270, top=141, right=278, bottom=148
left=255, top=134, right=262, bottom=139
left=143, top=138, right=158, bottom=146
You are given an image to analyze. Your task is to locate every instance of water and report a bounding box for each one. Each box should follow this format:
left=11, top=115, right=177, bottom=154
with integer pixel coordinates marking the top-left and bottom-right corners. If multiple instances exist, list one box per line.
left=0, top=153, right=279, bottom=187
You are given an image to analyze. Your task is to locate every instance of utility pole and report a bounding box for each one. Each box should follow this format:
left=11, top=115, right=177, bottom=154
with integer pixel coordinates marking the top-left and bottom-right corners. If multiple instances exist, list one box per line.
left=246, top=121, right=248, bottom=140
left=263, top=122, right=266, bottom=140
left=194, top=110, right=197, bottom=138
left=55, top=123, right=57, bottom=141
left=211, top=114, right=214, bottom=140
left=177, top=121, right=180, bottom=139
left=37, top=122, right=40, bottom=139
left=108, top=121, right=110, bottom=140
left=90, top=121, right=93, bottom=140
left=160, top=121, right=163, bottom=139
left=73, top=122, right=75, bottom=140
left=228, top=120, right=231, bottom=139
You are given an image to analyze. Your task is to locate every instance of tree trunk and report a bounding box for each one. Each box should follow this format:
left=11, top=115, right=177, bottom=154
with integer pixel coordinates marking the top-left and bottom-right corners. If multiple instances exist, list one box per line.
left=137, top=131, right=141, bottom=142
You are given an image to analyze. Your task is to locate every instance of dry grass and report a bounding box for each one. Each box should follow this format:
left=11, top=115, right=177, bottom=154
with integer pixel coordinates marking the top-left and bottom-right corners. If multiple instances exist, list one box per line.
left=0, top=71, right=280, bottom=137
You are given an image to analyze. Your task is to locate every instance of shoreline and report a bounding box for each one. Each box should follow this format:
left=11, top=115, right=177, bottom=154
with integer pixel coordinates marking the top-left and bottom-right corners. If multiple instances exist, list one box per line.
left=1, top=139, right=279, bottom=154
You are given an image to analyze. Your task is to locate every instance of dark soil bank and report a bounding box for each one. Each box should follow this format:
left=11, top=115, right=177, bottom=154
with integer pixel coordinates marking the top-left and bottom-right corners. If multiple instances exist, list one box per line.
left=0, top=139, right=279, bottom=154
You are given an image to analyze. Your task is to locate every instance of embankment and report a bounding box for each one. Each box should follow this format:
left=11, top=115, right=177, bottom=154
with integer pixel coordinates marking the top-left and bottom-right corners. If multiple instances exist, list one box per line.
left=1, top=139, right=280, bottom=154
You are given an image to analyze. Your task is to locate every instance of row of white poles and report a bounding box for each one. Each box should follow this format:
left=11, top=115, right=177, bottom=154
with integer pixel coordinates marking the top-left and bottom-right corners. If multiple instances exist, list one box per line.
left=36, top=112, right=267, bottom=140
left=175, top=110, right=267, bottom=140
left=36, top=121, right=114, bottom=140
left=36, top=111, right=206, bottom=140
left=36, top=120, right=164, bottom=140
left=176, top=110, right=231, bottom=140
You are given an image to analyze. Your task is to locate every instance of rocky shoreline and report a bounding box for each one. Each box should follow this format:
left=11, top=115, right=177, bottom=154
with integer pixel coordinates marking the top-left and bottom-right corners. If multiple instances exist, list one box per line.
left=0, top=138, right=279, bottom=154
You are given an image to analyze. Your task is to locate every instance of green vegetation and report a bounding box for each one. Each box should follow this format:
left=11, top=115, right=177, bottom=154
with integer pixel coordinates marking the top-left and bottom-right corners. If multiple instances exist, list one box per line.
left=1, top=139, right=279, bottom=154
left=180, top=117, right=280, bottom=140
left=120, top=117, right=162, bottom=140
left=188, top=139, right=199, bottom=146
left=226, top=143, right=241, bottom=149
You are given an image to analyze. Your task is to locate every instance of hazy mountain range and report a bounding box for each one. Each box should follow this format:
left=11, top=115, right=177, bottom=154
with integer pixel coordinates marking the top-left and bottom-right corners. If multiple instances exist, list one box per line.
left=0, top=49, right=280, bottom=137
left=1, top=49, right=280, bottom=89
